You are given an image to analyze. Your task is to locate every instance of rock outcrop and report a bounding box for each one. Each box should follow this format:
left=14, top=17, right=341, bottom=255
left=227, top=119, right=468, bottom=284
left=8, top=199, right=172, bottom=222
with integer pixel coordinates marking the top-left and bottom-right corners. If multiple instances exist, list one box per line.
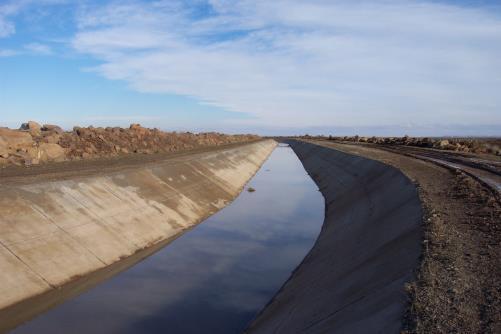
left=313, top=135, right=501, bottom=155
left=0, top=122, right=259, bottom=167
left=19, top=121, right=42, bottom=136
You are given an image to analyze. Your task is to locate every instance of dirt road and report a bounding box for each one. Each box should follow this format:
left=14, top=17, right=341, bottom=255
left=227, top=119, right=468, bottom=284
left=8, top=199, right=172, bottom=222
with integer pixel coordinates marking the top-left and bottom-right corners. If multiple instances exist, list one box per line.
left=0, top=141, right=260, bottom=186
left=374, top=144, right=501, bottom=195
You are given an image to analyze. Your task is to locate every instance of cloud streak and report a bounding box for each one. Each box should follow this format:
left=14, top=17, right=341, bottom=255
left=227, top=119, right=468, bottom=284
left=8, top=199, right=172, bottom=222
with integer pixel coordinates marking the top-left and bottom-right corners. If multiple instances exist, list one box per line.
left=6, top=0, right=501, bottom=132
left=24, top=42, right=53, bottom=55
left=71, top=0, right=501, bottom=129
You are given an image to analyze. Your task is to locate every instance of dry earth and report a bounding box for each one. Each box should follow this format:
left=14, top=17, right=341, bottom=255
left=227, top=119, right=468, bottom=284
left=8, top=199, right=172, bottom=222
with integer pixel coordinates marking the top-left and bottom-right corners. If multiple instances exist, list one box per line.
left=0, top=121, right=259, bottom=168
left=301, top=135, right=501, bottom=156
left=308, top=140, right=500, bottom=334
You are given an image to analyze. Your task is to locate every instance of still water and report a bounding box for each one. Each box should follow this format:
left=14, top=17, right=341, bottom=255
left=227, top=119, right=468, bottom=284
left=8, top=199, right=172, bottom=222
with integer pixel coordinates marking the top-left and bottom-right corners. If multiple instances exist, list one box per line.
left=13, top=144, right=324, bottom=334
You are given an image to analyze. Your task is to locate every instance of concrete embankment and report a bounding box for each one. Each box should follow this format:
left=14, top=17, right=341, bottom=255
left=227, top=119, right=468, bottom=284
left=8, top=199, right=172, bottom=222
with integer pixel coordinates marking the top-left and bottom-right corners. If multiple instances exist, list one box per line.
left=0, top=140, right=276, bottom=323
left=248, top=140, right=422, bottom=334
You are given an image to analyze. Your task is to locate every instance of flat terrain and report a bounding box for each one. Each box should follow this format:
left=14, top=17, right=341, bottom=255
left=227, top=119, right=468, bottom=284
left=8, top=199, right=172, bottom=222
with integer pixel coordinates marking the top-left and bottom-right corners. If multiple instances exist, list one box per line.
left=308, top=140, right=500, bottom=333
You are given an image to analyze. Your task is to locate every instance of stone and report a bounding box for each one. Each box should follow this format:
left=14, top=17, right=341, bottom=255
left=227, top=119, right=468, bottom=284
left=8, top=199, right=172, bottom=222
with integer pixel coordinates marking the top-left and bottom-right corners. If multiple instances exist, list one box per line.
left=42, top=124, right=64, bottom=134
left=0, top=128, right=34, bottom=149
left=437, top=139, right=449, bottom=148
left=20, top=121, right=42, bottom=135
left=0, top=137, right=8, bottom=158
left=26, top=147, right=41, bottom=161
left=39, top=143, right=65, bottom=162
left=42, top=133, right=61, bottom=144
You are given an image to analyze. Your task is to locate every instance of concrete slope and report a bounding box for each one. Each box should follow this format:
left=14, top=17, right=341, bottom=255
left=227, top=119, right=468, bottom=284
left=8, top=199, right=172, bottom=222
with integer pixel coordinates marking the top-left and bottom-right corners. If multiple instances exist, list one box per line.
left=0, top=140, right=276, bottom=312
left=248, top=140, right=422, bottom=334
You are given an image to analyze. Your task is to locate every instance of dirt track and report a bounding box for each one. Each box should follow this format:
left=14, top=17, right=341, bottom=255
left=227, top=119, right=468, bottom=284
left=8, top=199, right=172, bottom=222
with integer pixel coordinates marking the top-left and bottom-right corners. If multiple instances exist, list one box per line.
left=0, top=141, right=259, bottom=186
left=308, top=140, right=501, bottom=333
left=374, top=144, right=501, bottom=195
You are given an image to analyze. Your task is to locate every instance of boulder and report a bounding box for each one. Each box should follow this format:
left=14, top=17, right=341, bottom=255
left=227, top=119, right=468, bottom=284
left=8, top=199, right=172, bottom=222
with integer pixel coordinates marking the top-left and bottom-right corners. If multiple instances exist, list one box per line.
left=0, top=128, right=33, bottom=149
left=129, top=123, right=150, bottom=136
left=20, top=121, right=42, bottom=135
left=437, top=139, right=449, bottom=148
left=42, top=133, right=61, bottom=144
left=0, top=136, right=8, bottom=158
left=39, top=143, right=65, bottom=162
left=42, top=124, right=64, bottom=134
left=0, top=149, right=8, bottom=159
left=25, top=147, right=41, bottom=165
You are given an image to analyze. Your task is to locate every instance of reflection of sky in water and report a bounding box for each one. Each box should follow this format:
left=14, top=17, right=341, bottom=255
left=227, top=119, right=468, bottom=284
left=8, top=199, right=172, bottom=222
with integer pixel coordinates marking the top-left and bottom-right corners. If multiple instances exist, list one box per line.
left=14, top=146, right=324, bottom=334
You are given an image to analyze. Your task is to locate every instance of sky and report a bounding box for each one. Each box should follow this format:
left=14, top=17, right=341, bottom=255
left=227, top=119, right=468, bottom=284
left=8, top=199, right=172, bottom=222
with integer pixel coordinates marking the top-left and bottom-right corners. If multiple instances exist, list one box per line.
left=0, top=0, right=500, bottom=136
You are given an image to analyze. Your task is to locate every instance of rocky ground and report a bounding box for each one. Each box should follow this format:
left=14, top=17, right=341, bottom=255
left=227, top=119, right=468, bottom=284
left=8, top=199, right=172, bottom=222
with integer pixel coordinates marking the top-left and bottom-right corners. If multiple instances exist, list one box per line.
left=298, top=135, right=501, bottom=156
left=308, top=139, right=500, bottom=334
left=0, top=121, right=259, bottom=168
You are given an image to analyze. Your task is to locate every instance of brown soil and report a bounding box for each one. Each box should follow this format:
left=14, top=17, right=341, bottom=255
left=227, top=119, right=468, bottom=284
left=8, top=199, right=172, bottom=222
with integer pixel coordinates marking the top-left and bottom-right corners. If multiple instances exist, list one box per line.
left=1, top=122, right=259, bottom=168
left=0, top=140, right=260, bottom=186
left=308, top=140, right=501, bottom=334
left=297, top=135, right=501, bottom=156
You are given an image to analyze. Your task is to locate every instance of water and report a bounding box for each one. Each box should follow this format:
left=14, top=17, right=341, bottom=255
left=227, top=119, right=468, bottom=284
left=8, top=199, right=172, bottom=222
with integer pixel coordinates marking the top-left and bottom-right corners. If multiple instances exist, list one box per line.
left=13, top=145, right=324, bottom=334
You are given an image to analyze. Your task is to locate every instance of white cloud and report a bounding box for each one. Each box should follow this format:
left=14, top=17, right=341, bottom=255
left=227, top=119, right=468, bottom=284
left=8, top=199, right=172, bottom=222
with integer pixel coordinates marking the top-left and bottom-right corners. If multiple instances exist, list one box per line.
left=0, top=49, right=17, bottom=57
left=69, top=1, right=501, bottom=129
left=0, top=2, right=20, bottom=38
left=0, top=0, right=69, bottom=38
left=24, top=42, right=52, bottom=55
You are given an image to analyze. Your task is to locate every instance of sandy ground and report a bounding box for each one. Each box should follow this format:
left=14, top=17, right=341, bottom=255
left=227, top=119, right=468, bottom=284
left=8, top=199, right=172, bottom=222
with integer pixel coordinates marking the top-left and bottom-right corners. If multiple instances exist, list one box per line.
left=308, top=140, right=500, bottom=333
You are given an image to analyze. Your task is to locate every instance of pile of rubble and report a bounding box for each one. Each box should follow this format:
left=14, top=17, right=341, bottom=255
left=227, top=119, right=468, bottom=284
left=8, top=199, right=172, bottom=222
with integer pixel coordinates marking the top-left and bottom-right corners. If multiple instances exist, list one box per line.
left=321, top=135, right=501, bottom=155
left=0, top=121, right=259, bottom=167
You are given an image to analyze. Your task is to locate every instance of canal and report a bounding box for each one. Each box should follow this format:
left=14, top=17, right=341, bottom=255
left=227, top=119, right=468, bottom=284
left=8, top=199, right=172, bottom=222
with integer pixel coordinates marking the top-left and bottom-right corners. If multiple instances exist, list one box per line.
left=13, top=144, right=324, bottom=334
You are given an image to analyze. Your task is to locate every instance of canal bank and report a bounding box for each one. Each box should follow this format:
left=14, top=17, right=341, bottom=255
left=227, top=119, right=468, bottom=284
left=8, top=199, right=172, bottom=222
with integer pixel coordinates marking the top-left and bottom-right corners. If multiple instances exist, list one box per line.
left=12, top=143, right=325, bottom=334
left=248, top=140, right=423, bottom=334
left=0, top=139, right=276, bottom=332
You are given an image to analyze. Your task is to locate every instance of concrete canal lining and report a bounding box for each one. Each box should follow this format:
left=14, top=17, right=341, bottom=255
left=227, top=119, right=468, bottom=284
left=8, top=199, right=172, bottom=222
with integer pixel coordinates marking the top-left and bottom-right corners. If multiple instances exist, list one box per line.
left=0, top=139, right=276, bottom=321
left=247, top=140, right=422, bottom=334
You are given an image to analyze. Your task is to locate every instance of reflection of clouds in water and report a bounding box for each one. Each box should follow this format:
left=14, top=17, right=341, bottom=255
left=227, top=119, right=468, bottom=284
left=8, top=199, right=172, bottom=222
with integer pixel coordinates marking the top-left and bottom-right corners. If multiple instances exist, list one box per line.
left=14, top=147, right=325, bottom=334
left=208, top=148, right=323, bottom=243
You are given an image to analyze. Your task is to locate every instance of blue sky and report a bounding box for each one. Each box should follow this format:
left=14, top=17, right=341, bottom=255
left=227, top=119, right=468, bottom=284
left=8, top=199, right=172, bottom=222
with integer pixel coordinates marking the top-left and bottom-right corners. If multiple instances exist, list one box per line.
left=1, top=0, right=500, bottom=136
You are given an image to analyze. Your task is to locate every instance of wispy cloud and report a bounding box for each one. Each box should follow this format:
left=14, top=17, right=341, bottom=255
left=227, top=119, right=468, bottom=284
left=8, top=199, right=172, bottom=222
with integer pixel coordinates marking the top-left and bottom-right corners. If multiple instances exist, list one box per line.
left=24, top=42, right=52, bottom=55
left=82, top=115, right=162, bottom=122
left=1, top=1, right=500, bottom=133
left=0, top=0, right=69, bottom=38
left=0, top=1, right=21, bottom=38
left=0, top=49, right=17, bottom=57
left=70, top=0, right=501, bottom=129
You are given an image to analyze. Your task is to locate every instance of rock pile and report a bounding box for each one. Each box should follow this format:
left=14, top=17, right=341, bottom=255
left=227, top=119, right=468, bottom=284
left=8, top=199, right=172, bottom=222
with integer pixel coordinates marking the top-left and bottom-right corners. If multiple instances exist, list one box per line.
left=0, top=121, right=259, bottom=167
left=321, top=135, right=501, bottom=155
